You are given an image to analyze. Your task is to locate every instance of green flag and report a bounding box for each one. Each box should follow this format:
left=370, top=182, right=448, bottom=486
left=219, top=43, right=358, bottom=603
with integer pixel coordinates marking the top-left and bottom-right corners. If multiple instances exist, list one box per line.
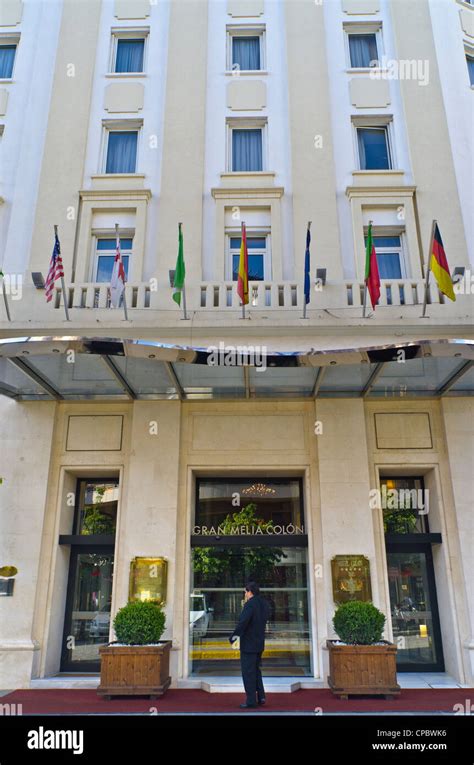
left=172, top=223, right=185, bottom=305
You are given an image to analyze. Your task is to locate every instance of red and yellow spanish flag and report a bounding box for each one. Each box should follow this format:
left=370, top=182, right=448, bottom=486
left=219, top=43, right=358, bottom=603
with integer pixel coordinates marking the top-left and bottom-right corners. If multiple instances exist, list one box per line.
left=237, top=222, right=249, bottom=306
left=429, top=222, right=455, bottom=301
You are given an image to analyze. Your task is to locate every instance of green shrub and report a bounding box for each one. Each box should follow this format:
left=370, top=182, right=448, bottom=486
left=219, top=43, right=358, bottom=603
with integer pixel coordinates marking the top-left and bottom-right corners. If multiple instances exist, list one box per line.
left=333, top=601, right=385, bottom=645
left=113, top=600, right=166, bottom=645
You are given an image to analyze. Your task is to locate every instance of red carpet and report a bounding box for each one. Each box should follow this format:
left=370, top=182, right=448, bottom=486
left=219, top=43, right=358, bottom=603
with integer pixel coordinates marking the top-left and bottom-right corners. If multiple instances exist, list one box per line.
left=2, top=688, right=471, bottom=714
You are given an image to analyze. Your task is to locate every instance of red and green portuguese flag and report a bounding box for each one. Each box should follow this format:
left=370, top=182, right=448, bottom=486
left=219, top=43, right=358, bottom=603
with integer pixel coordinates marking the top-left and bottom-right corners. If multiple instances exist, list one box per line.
left=365, top=222, right=380, bottom=310
left=172, top=223, right=185, bottom=306
left=429, top=222, right=455, bottom=301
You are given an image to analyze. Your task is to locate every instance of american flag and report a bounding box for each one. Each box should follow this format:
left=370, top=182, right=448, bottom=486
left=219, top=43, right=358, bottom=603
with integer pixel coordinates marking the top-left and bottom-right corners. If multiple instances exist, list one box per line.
left=45, top=233, right=64, bottom=303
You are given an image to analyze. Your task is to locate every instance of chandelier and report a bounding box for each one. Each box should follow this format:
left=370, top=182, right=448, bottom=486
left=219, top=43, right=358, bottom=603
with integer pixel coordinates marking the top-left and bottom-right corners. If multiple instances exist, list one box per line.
left=241, top=482, right=276, bottom=497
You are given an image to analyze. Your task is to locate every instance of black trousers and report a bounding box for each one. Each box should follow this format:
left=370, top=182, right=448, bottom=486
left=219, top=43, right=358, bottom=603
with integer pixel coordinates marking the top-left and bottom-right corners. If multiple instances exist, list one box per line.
left=240, top=651, right=265, bottom=705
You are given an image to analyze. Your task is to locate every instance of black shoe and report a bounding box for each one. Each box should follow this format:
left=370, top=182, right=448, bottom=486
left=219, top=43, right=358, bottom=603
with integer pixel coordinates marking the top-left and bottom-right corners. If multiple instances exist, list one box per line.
left=257, top=698, right=266, bottom=705
left=239, top=703, right=257, bottom=709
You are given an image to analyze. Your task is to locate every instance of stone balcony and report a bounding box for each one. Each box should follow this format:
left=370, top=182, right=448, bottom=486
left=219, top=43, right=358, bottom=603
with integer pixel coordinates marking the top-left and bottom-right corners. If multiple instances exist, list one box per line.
left=0, top=276, right=472, bottom=355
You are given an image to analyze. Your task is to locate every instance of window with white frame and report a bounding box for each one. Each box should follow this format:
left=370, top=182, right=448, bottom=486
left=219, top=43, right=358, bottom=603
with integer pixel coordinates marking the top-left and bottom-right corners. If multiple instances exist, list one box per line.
left=103, top=124, right=139, bottom=173
left=94, top=236, right=132, bottom=282
left=228, top=120, right=266, bottom=172
left=227, top=232, right=270, bottom=281
left=344, top=23, right=382, bottom=69
left=110, top=30, right=148, bottom=73
left=365, top=232, right=406, bottom=279
left=0, top=42, right=17, bottom=79
left=356, top=124, right=392, bottom=170
left=227, top=27, right=265, bottom=71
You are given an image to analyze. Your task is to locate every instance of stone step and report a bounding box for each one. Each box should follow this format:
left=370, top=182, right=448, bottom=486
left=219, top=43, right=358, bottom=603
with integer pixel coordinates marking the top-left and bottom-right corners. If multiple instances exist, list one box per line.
left=177, top=677, right=326, bottom=693
left=30, top=675, right=100, bottom=689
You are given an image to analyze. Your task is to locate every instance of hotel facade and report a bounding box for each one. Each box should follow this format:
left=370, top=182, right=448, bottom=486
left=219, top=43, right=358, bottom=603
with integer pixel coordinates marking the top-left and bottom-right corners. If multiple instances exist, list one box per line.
left=0, top=0, right=473, bottom=691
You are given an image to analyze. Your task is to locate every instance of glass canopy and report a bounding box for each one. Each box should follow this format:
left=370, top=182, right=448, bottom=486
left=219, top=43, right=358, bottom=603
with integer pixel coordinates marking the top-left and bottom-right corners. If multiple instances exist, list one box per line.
left=0, top=337, right=472, bottom=401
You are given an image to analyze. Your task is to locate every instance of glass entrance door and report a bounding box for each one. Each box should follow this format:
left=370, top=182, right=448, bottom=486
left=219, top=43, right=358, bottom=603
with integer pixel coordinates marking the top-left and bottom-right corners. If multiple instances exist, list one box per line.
left=61, top=550, right=114, bottom=671
left=60, top=478, right=118, bottom=672
left=190, top=477, right=312, bottom=676
left=190, top=545, right=311, bottom=676
left=386, top=545, right=444, bottom=671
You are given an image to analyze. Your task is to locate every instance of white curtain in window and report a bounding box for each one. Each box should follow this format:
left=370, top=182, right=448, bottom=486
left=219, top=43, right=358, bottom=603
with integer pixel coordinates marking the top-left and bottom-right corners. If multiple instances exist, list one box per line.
left=232, top=37, right=260, bottom=70
left=106, top=132, right=138, bottom=174
left=377, top=254, right=402, bottom=279
left=349, top=35, right=378, bottom=68
left=232, top=129, right=262, bottom=171
left=115, top=39, right=144, bottom=73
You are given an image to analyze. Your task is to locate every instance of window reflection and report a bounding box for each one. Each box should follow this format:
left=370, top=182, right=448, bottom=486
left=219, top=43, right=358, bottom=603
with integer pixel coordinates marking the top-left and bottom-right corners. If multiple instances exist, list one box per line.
left=381, top=477, right=428, bottom=534
left=76, top=481, right=118, bottom=536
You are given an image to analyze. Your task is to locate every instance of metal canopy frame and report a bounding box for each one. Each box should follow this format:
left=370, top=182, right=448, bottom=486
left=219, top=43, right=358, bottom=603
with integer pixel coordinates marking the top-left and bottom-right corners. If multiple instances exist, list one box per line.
left=0, top=336, right=472, bottom=402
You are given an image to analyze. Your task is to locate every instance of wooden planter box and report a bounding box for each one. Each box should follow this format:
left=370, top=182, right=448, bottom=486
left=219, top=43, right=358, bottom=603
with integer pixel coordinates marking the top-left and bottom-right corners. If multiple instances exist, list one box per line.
left=97, top=641, right=171, bottom=700
left=327, top=640, right=401, bottom=699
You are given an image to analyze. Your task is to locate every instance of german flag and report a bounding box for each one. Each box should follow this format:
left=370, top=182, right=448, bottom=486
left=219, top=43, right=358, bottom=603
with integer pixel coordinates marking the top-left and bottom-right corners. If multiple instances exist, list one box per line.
left=430, top=223, right=455, bottom=301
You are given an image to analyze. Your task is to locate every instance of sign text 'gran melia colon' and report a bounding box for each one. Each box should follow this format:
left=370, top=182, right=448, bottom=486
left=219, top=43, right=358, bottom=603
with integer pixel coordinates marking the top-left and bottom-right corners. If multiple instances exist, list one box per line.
left=192, top=524, right=305, bottom=536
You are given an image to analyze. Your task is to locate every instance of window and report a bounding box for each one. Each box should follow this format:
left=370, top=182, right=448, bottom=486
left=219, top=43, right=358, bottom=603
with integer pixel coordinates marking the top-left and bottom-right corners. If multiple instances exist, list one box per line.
left=229, top=235, right=267, bottom=281
left=232, top=36, right=261, bottom=70
left=348, top=34, right=378, bottom=68
left=75, top=480, right=119, bottom=535
left=466, top=55, right=474, bottom=86
left=114, top=38, right=144, bottom=73
left=0, top=44, right=16, bottom=79
left=227, top=27, right=265, bottom=71
left=105, top=130, right=138, bottom=173
left=232, top=128, right=263, bottom=171
left=95, top=238, right=132, bottom=282
left=380, top=477, right=428, bottom=534
left=357, top=126, right=391, bottom=170
left=365, top=234, right=405, bottom=279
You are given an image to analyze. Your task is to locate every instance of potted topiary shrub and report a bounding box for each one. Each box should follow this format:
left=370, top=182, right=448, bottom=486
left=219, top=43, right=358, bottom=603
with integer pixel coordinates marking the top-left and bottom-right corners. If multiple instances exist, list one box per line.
left=97, top=600, right=171, bottom=700
left=327, top=600, right=400, bottom=699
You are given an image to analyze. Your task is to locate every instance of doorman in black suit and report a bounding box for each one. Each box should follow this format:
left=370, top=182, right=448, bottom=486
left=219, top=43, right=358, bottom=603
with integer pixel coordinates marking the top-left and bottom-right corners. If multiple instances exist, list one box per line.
left=229, top=581, right=271, bottom=709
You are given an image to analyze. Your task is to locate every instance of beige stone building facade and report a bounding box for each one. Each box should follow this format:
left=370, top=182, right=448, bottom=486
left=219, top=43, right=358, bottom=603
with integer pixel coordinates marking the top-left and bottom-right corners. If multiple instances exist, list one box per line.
left=0, top=0, right=472, bottom=690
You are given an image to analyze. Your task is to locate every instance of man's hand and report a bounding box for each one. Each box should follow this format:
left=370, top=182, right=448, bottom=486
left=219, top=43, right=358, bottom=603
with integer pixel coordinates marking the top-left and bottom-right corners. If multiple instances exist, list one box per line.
left=229, top=635, right=236, bottom=645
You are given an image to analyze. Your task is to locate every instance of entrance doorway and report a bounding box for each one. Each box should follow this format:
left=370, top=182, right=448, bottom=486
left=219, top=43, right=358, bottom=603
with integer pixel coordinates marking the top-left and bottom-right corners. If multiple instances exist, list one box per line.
left=382, top=476, right=444, bottom=672
left=189, top=477, right=312, bottom=676
left=386, top=545, right=444, bottom=670
left=60, top=478, right=118, bottom=672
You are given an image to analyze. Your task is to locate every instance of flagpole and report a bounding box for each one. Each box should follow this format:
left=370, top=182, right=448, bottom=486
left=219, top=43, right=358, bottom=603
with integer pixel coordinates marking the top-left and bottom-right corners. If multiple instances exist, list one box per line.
left=0, top=270, right=11, bottom=322
left=422, top=219, right=437, bottom=318
left=178, top=222, right=188, bottom=320
left=302, top=220, right=311, bottom=319
left=241, top=221, right=246, bottom=320
left=362, top=219, right=373, bottom=319
left=362, top=284, right=368, bottom=318
left=181, top=282, right=188, bottom=320
left=54, top=225, right=70, bottom=321
left=115, top=223, right=129, bottom=321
